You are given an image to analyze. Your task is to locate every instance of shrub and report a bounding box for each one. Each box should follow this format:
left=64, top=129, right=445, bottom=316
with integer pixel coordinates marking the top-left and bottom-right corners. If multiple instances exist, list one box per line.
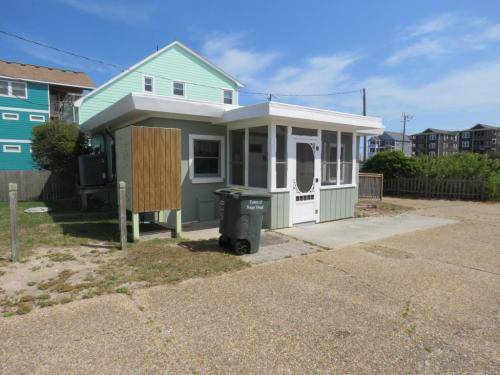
left=31, top=121, right=89, bottom=184
left=362, top=150, right=417, bottom=179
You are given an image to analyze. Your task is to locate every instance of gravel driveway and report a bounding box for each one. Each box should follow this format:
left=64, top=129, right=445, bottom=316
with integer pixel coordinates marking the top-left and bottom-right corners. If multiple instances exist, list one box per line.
left=0, top=199, right=498, bottom=374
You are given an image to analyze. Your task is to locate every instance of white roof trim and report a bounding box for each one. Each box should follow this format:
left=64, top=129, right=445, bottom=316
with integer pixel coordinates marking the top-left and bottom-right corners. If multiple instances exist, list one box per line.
left=75, top=41, right=244, bottom=107
left=221, top=101, right=383, bottom=131
left=80, top=95, right=384, bottom=135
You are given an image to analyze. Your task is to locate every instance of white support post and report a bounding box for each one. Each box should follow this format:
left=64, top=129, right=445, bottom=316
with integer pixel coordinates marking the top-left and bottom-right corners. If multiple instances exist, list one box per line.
left=352, top=132, right=357, bottom=185
left=132, top=213, right=140, bottom=241
left=287, top=125, right=294, bottom=227
left=336, top=131, right=341, bottom=186
left=175, top=210, right=182, bottom=238
left=269, top=124, right=276, bottom=191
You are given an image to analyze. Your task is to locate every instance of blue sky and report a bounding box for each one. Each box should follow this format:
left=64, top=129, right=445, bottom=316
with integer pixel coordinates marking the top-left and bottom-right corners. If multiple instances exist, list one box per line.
left=2, top=0, right=500, bottom=134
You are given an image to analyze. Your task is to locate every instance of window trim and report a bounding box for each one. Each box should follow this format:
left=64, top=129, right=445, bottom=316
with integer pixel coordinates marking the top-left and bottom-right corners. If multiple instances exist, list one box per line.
left=3, top=144, right=21, bottom=153
left=222, top=89, right=234, bottom=105
left=188, top=134, right=225, bottom=184
left=142, top=75, right=155, bottom=94
left=2, top=112, right=19, bottom=121
left=0, top=80, right=27, bottom=99
left=29, top=114, right=46, bottom=122
left=172, top=81, right=186, bottom=97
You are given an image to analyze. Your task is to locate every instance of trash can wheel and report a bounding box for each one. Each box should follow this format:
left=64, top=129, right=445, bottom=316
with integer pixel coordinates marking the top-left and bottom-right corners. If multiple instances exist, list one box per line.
left=233, top=239, right=251, bottom=255
left=218, top=235, right=230, bottom=248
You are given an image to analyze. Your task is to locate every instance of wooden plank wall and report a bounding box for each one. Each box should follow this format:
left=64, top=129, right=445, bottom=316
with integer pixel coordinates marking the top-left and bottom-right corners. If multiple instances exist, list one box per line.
left=0, top=170, right=74, bottom=201
left=358, top=173, right=383, bottom=199
left=131, top=127, right=181, bottom=213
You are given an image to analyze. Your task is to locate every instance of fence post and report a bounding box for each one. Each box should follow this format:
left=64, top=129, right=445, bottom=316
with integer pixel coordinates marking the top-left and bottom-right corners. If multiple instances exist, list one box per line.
left=9, top=183, right=19, bottom=262
left=118, top=181, right=127, bottom=250
left=380, top=174, right=384, bottom=200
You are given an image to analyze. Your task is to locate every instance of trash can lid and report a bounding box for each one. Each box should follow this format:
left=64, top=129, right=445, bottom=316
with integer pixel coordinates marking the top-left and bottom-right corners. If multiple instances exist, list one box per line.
left=214, top=187, right=271, bottom=199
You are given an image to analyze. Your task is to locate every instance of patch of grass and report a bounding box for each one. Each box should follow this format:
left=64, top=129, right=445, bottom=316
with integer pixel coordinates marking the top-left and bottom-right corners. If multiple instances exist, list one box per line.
left=31, top=266, right=41, bottom=272
left=38, top=269, right=75, bottom=292
left=0, top=270, right=5, bottom=277
left=402, top=300, right=411, bottom=319
left=46, top=252, right=77, bottom=262
left=3, top=311, right=15, bottom=318
left=59, top=297, right=74, bottom=304
left=26, top=281, right=36, bottom=287
left=115, top=287, right=130, bottom=294
left=19, top=295, right=36, bottom=303
left=406, top=323, right=417, bottom=338
left=37, top=299, right=56, bottom=308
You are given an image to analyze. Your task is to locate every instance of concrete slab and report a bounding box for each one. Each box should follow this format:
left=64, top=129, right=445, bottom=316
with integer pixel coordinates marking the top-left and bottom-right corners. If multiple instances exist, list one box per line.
left=276, top=213, right=457, bottom=249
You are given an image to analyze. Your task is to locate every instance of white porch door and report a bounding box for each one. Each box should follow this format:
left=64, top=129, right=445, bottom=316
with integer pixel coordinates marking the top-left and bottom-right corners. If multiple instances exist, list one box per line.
left=291, top=138, right=320, bottom=224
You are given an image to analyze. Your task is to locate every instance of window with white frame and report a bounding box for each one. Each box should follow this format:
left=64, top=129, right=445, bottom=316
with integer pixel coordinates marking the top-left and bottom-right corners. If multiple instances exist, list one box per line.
left=3, top=144, right=21, bottom=153
left=173, top=81, right=185, bottom=97
left=429, top=134, right=437, bottom=141
left=230, top=129, right=245, bottom=185
left=189, top=135, right=224, bottom=182
left=276, top=125, right=287, bottom=188
left=462, top=140, right=470, bottom=148
left=29, top=114, right=46, bottom=122
left=142, top=75, right=154, bottom=93
left=429, top=142, right=436, bottom=149
left=223, top=90, right=233, bottom=104
left=462, top=131, right=470, bottom=138
left=321, top=130, right=337, bottom=185
left=0, top=80, right=27, bottom=98
left=340, top=133, right=353, bottom=184
left=248, top=126, right=268, bottom=188
left=2, top=112, right=19, bottom=120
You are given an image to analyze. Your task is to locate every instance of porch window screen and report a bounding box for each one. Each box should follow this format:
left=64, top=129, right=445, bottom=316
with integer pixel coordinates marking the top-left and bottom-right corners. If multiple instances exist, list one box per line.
left=230, top=129, right=245, bottom=185
left=321, top=130, right=337, bottom=185
left=193, top=140, right=221, bottom=177
left=340, top=133, right=353, bottom=184
left=249, top=126, right=268, bottom=188
left=276, top=125, right=287, bottom=188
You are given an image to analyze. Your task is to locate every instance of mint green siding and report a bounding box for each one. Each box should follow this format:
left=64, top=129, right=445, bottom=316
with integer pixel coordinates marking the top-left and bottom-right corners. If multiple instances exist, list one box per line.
left=263, top=191, right=290, bottom=229
left=319, top=187, right=357, bottom=221
left=79, top=44, right=239, bottom=124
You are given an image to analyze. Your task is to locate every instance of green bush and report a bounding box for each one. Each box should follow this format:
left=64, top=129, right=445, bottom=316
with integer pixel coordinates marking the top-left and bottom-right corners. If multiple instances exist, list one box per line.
left=31, top=121, right=89, bottom=184
left=362, top=150, right=417, bottom=179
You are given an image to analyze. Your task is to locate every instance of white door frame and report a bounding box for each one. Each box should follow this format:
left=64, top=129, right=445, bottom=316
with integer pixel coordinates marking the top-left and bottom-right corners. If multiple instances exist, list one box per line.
left=289, top=134, right=321, bottom=224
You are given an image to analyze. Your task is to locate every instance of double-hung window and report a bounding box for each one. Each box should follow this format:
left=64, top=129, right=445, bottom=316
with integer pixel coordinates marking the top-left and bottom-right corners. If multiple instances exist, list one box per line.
left=276, top=126, right=287, bottom=188
left=143, top=75, right=154, bottom=93
left=189, top=135, right=225, bottom=183
left=173, top=81, right=185, bottom=97
left=0, top=80, right=27, bottom=98
left=223, top=90, right=233, bottom=104
left=230, top=129, right=245, bottom=185
left=321, top=130, right=338, bottom=185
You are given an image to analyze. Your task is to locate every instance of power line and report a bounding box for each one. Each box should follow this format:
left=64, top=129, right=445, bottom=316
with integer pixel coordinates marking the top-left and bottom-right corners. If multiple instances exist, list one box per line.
left=1, top=29, right=363, bottom=99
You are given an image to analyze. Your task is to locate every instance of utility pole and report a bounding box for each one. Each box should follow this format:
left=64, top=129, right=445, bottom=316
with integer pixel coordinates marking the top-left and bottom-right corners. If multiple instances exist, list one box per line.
left=401, top=112, right=413, bottom=153
left=268, top=93, right=273, bottom=102
left=362, top=88, right=367, bottom=161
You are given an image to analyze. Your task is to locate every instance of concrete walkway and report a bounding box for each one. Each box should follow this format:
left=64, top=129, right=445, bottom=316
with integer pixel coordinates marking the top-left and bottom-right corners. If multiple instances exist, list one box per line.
left=277, top=213, right=456, bottom=249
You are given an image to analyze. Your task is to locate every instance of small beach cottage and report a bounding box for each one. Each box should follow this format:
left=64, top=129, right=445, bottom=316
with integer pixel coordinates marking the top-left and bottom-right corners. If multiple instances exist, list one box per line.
left=75, top=41, right=383, bottom=240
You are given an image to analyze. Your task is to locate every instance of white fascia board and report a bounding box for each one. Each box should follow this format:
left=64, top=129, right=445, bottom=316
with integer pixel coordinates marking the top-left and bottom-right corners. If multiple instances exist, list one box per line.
left=80, top=93, right=233, bottom=133
left=221, top=101, right=384, bottom=132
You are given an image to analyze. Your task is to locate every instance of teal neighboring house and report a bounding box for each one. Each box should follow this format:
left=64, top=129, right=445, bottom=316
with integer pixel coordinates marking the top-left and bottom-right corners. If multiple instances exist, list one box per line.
left=76, top=41, right=383, bottom=239
left=0, top=60, right=94, bottom=170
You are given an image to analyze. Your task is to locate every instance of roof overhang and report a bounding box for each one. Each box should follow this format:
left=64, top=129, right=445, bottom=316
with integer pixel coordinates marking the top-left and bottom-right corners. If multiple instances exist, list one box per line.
left=220, top=102, right=384, bottom=134
left=80, top=95, right=384, bottom=135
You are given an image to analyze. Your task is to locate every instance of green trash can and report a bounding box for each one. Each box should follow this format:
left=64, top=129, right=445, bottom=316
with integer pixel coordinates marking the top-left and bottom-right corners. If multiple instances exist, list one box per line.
left=214, top=188, right=271, bottom=255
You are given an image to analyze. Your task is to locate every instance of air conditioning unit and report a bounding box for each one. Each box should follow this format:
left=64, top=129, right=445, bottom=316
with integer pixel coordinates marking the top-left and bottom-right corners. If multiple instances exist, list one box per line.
left=78, top=154, right=107, bottom=186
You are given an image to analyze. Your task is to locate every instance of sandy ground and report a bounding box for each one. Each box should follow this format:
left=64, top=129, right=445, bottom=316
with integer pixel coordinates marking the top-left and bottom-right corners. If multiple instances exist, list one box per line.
left=0, top=198, right=499, bottom=373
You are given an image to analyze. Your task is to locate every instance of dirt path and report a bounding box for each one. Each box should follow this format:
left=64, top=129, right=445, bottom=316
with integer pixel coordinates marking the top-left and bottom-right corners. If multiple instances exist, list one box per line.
left=0, top=199, right=498, bottom=374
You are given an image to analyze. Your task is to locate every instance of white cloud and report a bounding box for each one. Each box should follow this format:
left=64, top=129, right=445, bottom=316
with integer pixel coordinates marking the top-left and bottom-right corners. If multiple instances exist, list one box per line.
left=387, top=14, right=500, bottom=65
left=409, top=13, right=456, bottom=37
left=347, top=59, right=500, bottom=120
left=202, top=34, right=278, bottom=84
left=58, top=0, right=157, bottom=26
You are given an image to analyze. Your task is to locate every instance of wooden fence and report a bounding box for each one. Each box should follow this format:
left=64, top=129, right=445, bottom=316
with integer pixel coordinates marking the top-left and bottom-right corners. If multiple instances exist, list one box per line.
left=358, top=173, right=383, bottom=199
left=384, top=177, right=486, bottom=200
left=0, top=170, right=75, bottom=201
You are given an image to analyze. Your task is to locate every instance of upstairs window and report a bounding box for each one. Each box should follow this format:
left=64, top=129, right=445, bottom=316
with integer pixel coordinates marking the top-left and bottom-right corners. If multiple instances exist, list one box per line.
left=3, top=145, right=21, bottom=153
left=142, top=75, right=154, bottom=93
left=30, top=114, right=46, bottom=122
left=223, top=90, right=233, bottom=104
left=0, top=80, right=27, bottom=98
left=2, top=112, right=19, bottom=120
left=429, top=134, right=437, bottom=141
left=462, top=131, right=470, bottom=138
left=173, top=81, right=185, bottom=97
